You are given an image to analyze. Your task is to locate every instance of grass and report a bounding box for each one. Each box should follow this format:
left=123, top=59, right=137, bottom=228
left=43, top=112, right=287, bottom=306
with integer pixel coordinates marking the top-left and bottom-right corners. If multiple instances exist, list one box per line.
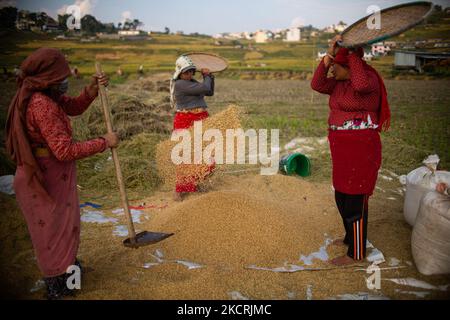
left=0, top=30, right=411, bottom=78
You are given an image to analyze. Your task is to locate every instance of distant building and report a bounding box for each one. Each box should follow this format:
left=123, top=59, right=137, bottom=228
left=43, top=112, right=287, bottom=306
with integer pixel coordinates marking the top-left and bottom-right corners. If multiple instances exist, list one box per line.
left=97, top=33, right=120, bottom=40
left=384, top=41, right=397, bottom=48
left=285, top=27, right=301, bottom=42
left=363, top=52, right=374, bottom=61
left=118, top=30, right=140, bottom=36
left=394, top=50, right=450, bottom=73
left=42, top=22, right=61, bottom=33
left=323, top=22, right=347, bottom=34
left=254, top=30, right=273, bottom=43
left=371, top=42, right=391, bottom=56
left=243, top=32, right=254, bottom=40
left=317, top=51, right=327, bottom=60
left=117, top=30, right=150, bottom=41
left=227, top=32, right=244, bottom=39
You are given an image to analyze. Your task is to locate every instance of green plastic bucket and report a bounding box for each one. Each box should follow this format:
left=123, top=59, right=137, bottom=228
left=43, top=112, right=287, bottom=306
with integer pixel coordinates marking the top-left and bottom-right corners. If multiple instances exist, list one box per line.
left=279, top=153, right=311, bottom=177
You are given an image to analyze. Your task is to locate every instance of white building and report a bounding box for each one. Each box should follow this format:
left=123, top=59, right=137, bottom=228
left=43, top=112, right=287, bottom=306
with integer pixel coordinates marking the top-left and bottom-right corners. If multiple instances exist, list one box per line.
left=317, top=51, right=327, bottom=60
left=323, top=22, right=348, bottom=34
left=254, top=30, right=273, bottom=43
left=285, top=27, right=301, bottom=42
left=118, top=30, right=140, bottom=36
left=371, top=42, right=391, bottom=56
left=363, top=52, right=374, bottom=61
left=243, top=32, right=254, bottom=40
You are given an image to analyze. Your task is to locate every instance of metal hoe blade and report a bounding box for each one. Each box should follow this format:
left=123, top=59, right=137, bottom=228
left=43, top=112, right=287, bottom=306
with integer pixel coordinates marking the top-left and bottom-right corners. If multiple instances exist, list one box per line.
left=123, top=231, right=174, bottom=248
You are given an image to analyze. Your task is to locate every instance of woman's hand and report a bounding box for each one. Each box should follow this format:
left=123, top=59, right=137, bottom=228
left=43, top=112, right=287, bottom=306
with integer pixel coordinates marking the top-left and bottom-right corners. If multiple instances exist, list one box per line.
left=102, top=132, right=119, bottom=148
left=324, top=35, right=342, bottom=67
left=201, top=68, right=211, bottom=76
left=86, top=72, right=109, bottom=98
left=436, top=183, right=448, bottom=194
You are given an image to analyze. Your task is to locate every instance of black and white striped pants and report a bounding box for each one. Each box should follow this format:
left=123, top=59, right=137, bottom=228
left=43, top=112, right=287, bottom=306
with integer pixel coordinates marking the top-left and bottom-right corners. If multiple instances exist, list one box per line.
left=335, top=191, right=369, bottom=260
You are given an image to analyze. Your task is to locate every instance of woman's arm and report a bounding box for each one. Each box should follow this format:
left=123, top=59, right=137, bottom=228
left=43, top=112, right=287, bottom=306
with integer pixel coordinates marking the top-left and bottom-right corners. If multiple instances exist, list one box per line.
left=203, top=74, right=214, bottom=96
left=59, top=73, right=109, bottom=116
left=58, top=87, right=97, bottom=116
left=311, top=59, right=336, bottom=95
left=176, top=76, right=214, bottom=96
left=348, top=54, right=378, bottom=94
left=31, top=98, right=107, bottom=161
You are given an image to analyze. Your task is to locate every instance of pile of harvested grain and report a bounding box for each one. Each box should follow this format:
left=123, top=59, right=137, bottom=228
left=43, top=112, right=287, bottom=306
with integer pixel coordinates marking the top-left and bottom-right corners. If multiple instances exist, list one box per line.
left=146, top=174, right=343, bottom=268
left=155, top=105, right=243, bottom=188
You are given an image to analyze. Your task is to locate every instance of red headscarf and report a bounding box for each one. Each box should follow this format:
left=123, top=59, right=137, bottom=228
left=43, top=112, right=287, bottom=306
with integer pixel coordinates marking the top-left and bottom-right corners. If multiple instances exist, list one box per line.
left=334, top=47, right=391, bottom=132
left=6, top=48, right=72, bottom=201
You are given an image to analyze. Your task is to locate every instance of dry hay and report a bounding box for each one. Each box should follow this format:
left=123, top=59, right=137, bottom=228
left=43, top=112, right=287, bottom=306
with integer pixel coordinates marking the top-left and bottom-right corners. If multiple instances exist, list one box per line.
left=73, top=92, right=173, bottom=141
left=155, top=105, right=243, bottom=188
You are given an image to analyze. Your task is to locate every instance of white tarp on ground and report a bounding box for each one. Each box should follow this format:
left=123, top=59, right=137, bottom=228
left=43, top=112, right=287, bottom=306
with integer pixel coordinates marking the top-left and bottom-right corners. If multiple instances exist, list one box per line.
left=0, top=175, right=14, bottom=195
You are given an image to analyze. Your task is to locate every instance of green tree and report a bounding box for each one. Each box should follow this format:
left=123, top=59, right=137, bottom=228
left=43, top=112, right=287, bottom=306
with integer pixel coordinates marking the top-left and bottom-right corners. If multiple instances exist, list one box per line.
left=0, top=6, right=18, bottom=29
left=58, top=14, right=70, bottom=31
left=132, top=19, right=143, bottom=30
left=81, top=14, right=104, bottom=34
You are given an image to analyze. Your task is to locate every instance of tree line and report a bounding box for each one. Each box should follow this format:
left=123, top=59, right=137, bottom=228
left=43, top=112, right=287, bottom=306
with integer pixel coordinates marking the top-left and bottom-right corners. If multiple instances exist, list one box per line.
left=0, top=6, right=145, bottom=35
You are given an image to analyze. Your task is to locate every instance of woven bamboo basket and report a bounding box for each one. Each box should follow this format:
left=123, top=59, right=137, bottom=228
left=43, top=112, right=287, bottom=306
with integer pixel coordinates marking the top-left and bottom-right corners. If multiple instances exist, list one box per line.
left=340, top=1, right=434, bottom=48
left=185, top=52, right=229, bottom=73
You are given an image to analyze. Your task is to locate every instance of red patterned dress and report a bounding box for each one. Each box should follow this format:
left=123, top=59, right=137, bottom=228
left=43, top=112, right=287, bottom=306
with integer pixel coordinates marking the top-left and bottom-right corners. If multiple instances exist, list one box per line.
left=311, top=51, right=387, bottom=261
left=311, top=55, right=382, bottom=196
left=13, top=88, right=106, bottom=277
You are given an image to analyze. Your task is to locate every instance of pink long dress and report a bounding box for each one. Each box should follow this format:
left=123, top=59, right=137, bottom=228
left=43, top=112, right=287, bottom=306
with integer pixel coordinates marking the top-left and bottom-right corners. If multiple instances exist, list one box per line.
left=14, top=89, right=106, bottom=277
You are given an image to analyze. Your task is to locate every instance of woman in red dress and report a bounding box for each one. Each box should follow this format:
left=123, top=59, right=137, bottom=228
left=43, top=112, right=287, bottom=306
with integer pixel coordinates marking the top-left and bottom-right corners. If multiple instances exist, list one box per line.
left=311, top=35, right=391, bottom=266
left=6, top=48, right=119, bottom=299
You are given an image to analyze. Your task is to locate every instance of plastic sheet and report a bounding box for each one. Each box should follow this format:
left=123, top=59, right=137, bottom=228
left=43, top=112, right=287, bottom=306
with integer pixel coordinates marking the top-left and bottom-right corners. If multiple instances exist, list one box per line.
left=384, top=278, right=449, bottom=291
left=81, top=210, right=118, bottom=224
left=228, top=291, right=250, bottom=300
left=0, top=175, right=14, bottom=195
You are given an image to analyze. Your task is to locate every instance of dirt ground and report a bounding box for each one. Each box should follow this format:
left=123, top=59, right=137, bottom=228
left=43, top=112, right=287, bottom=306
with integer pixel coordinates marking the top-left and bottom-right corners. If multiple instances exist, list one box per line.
left=1, top=170, right=449, bottom=300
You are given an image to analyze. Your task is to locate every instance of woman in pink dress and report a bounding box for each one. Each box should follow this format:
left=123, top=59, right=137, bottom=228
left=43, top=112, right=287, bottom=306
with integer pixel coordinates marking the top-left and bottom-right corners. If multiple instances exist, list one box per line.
left=6, top=48, right=119, bottom=299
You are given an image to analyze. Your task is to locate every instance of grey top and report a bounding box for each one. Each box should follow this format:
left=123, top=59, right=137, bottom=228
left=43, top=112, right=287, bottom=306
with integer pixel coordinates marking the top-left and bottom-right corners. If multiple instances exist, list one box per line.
left=174, top=75, right=215, bottom=110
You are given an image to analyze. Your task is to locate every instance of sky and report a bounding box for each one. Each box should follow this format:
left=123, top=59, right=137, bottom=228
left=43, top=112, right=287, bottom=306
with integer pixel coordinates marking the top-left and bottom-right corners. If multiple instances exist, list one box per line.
left=3, top=0, right=450, bottom=35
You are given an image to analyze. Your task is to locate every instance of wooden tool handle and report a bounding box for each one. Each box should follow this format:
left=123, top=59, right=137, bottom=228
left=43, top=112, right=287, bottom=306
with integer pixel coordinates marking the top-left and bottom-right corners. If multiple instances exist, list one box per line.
left=95, top=62, right=136, bottom=242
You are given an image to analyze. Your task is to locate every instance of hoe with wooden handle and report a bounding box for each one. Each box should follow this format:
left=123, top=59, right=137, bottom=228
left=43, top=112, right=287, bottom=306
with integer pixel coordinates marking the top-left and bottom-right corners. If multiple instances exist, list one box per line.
left=95, top=62, right=173, bottom=248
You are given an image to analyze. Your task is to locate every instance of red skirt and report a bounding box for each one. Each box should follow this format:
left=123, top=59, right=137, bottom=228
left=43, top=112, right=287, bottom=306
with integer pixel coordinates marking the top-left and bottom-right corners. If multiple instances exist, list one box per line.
left=328, top=129, right=381, bottom=195
left=173, top=111, right=215, bottom=193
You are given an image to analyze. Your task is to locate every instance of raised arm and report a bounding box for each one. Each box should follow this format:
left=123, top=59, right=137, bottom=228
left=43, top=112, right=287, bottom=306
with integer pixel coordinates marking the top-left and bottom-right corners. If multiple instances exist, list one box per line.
left=311, top=59, right=337, bottom=95
left=31, top=98, right=107, bottom=162
left=177, top=75, right=214, bottom=96
left=58, top=87, right=97, bottom=116
left=348, top=54, right=378, bottom=94
left=204, top=75, right=215, bottom=97
left=58, top=73, right=109, bottom=116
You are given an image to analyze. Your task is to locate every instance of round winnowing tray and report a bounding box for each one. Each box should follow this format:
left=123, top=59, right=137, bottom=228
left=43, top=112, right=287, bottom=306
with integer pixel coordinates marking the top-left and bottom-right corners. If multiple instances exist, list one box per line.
left=184, top=52, right=229, bottom=73
left=340, top=1, right=434, bottom=48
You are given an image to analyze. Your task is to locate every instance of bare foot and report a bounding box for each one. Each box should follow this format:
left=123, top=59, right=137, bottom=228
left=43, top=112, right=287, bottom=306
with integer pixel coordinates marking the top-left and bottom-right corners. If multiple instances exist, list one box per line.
left=330, top=255, right=357, bottom=266
left=173, top=192, right=183, bottom=202
left=331, top=238, right=347, bottom=246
